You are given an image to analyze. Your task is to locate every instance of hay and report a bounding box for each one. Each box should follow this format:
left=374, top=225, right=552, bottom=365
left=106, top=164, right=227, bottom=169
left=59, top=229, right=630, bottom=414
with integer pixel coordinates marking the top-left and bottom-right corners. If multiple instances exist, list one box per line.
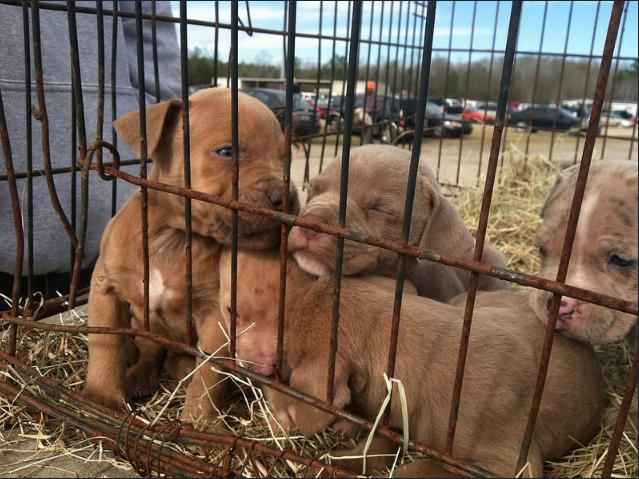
left=1, top=149, right=636, bottom=477
left=455, top=145, right=560, bottom=274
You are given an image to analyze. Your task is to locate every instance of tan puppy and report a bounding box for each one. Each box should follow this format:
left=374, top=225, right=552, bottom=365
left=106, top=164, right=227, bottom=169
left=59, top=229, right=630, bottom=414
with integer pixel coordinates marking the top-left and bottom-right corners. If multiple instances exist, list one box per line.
left=212, top=251, right=603, bottom=477
left=183, top=249, right=416, bottom=422
left=529, top=161, right=637, bottom=344
left=288, top=145, right=507, bottom=302
left=84, top=88, right=300, bottom=412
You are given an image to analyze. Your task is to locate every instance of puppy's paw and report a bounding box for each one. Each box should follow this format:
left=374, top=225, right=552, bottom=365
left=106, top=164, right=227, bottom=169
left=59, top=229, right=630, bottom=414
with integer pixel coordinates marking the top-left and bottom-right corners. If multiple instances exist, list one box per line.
left=83, top=386, right=127, bottom=413
left=125, top=365, right=160, bottom=399
left=331, top=419, right=361, bottom=438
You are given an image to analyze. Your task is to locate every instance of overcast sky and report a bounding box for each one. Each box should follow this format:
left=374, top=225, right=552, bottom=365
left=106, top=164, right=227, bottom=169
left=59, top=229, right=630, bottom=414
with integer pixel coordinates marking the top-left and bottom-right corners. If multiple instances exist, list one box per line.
left=170, top=1, right=638, bottom=66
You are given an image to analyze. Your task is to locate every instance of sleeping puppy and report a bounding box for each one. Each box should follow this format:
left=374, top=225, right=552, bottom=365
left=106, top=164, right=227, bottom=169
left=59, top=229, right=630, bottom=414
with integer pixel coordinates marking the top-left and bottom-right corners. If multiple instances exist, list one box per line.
left=183, top=249, right=416, bottom=423
left=217, top=250, right=603, bottom=477
left=84, top=88, right=300, bottom=412
left=529, top=160, right=638, bottom=344
left=288, top=145, right=507, bottom=302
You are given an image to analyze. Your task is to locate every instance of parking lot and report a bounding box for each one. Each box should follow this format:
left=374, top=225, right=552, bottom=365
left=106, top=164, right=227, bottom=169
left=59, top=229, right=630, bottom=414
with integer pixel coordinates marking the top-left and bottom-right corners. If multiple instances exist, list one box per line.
left=291, top=124, right=638, bottom=201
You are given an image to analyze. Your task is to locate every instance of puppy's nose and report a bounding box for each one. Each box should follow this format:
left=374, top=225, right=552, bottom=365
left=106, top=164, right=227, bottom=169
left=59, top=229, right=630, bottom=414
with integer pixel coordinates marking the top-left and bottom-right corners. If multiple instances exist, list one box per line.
left=547, top=296, right=578, bottom=316
left=268, top=189, right=283, bottom=209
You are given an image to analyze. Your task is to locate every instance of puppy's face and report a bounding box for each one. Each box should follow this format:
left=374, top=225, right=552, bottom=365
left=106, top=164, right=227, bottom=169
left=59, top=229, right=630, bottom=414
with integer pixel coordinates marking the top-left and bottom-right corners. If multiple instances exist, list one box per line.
left=288, top=145, right=437, bottom=277
left=530, top=162, right=638, bottom=344
left=114, top=88, right=300, bottom=249
left=219, top=249, right=281, bottom=376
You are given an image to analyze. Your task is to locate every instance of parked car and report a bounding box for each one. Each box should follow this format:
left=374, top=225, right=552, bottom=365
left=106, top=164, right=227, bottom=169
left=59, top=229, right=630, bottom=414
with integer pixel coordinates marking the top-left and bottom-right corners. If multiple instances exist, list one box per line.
left=399, top=98, right=472, bottom=137
left=463, top=102, right=497, bottom=123
left=601, top=110, right=635, bottom=128
left=243, top=88, right=320, bottom=137
left=507, top=106, right=582, bottom=132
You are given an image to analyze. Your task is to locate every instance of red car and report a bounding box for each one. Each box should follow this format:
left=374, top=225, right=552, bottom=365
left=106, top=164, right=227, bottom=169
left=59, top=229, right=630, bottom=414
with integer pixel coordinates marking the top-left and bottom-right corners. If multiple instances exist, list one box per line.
left=463, top=103, right=497, bottom=123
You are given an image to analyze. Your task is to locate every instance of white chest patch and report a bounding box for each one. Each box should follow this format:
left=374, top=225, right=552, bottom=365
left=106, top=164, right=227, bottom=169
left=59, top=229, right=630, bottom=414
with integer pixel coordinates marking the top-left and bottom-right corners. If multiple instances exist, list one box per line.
left=148, top=269, right=166, bottom=312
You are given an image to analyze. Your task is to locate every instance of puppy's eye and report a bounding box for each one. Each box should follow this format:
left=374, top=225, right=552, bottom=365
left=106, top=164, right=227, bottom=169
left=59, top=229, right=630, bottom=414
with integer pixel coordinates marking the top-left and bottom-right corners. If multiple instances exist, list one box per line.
left=213, top=146, right=233, bottom=158
left=608, top=253, right=637, bottom=269
left=537, top=245, right=548, bottom=258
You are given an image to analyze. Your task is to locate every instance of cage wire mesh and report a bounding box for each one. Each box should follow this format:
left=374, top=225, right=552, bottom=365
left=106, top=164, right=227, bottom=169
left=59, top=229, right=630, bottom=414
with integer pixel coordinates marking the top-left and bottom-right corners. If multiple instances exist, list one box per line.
left=0, top=0, right=637, bottom=477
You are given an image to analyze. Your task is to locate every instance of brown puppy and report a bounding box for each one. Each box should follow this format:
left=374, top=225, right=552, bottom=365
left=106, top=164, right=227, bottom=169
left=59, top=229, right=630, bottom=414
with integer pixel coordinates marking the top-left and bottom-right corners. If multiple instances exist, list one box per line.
left=288, top=145, right=507, bottom=302
left=84, top=88, right=299, bottom=412
left=183, top=249, right=416, bottom=422
left=227, top=251, right=602, bottom=477
left=529, top=161, right=638, bottom=344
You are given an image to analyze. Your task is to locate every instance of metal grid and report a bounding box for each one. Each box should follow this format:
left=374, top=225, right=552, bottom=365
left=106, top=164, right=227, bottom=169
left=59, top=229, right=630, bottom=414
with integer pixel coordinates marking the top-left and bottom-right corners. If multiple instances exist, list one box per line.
left=0, top=0, right=637, bottom=477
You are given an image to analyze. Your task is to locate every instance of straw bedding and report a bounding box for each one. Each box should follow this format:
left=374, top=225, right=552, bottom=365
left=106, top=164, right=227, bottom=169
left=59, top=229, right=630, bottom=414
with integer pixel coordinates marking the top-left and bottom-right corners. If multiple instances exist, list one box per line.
left=1, top=152, right=636, bottom=477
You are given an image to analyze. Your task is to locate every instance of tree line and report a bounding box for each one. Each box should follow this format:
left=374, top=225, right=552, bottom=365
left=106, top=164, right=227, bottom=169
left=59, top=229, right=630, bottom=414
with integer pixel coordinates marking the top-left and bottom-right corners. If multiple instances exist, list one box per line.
left=189, top=47, right=638, bottom=104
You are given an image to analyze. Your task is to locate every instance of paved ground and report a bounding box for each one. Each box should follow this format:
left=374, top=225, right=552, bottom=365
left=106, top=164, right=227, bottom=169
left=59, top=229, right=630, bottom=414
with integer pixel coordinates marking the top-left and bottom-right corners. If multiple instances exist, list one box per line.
left=0, top=432, right=137, bottom=478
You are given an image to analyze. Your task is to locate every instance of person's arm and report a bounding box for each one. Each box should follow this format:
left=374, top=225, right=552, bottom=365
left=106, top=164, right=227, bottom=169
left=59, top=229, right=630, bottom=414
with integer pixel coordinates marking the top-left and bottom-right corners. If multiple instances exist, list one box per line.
left=120, top=1, right=181, bottom=101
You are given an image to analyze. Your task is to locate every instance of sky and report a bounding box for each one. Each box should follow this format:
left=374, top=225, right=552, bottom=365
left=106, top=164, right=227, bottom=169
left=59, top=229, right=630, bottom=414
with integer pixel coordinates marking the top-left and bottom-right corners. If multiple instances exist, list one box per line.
left=171, top=1, right=638, bottom=68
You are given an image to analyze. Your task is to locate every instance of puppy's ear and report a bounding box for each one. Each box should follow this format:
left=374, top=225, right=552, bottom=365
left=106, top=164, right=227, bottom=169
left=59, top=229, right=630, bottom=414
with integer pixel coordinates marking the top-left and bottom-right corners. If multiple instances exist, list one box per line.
left=540, top=164, right=578, bottom=218
left=113, top=99, right=182, bottom=157
left=417, top=175, right=475, bottom=259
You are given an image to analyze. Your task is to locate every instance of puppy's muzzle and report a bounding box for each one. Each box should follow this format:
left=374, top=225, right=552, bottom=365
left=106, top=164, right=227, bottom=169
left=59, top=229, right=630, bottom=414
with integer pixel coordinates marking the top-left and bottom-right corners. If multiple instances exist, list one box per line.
left=256, top=180, right=300, bottom=214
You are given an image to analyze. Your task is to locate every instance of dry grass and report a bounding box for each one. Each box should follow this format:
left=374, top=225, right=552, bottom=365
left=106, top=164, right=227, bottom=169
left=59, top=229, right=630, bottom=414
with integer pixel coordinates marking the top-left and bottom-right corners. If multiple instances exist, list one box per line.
left=1, top=149, right=636, bottom=477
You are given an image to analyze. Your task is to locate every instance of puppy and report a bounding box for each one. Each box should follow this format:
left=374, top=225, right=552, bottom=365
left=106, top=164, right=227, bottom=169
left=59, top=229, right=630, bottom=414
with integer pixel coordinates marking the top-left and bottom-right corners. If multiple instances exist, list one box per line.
left=183, top=249, right=417, bottom=423
left=529, top=161, right=637, bottom=344
left=84, top=88, right=300, bottom=412
left=218, top=251, right=603, bottom=477
left=288, top=145, right=507, bottom=302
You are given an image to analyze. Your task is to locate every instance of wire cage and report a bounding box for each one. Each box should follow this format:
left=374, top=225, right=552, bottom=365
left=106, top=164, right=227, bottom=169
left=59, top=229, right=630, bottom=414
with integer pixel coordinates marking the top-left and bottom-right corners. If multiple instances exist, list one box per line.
left=0, top=0, right=637, bottom=477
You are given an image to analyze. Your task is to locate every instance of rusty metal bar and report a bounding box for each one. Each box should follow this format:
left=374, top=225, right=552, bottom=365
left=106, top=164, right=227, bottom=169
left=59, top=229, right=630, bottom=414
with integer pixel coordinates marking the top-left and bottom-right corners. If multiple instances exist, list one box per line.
left=276, top=0, right=296, bottom=380
left=4, top=0, right=638, bottom=62
left=547, top=1, right=575, bottom=164
left=385, top=0, right=437, bottom=384
left=133, top=0, right=150, bottom=331
left=213, top=1, right=219, bottom=86
left=151, top=0, right=161, bottom=102
left=0, top=380, right=224, bottom=477
left=0, top=323, right=487, bottom=477
left=398, top=1, right=413, bottom=105
left=515, top=0, right=626, bottom=470
left=360, top=0, right=375, bottom=146
left=571, top=2, right=601, bottom=166
left=110, top=0, right=119, bottom=217
left=599, top=2, right=629, bottom=161
left=83, top=162, right=638, bottom=317
left=327, top=0, right=362, bottom=404
left=524, top=1, right=550, bottom=163
left=21, top=0, right=34, bottom=298
left=380, top=0, right=394, bottom=128
left=446, top=0, right=523, bottom=455
left=0, top=351, right=356, bottom=477
left=0, top=88, right=23, bottom=356
left=179, top=0, right=195, bottom=347
left=455, top=1, right=478, bottom=185
left=475, top=0, right=501, bottom=186
left=317, top=1, right=339, bottom=174
left=229, top=0, right=240, bottom=357
left=435, top=0, right=456, bottom=182
left=301, top=0, right=322, bottom=183
left=67, top=0, right=90, bottom=308
left=333, top=1, right=352, bottom=158
left=30, top=0, right=78, bottom=249
left=601, top=348, right=638, bottom=477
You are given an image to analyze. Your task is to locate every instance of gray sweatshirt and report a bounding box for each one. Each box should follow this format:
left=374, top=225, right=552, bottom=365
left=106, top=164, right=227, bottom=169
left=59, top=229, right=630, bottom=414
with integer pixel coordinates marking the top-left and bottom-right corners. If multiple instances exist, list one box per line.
left=0, top=1, right=180, bottom=275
